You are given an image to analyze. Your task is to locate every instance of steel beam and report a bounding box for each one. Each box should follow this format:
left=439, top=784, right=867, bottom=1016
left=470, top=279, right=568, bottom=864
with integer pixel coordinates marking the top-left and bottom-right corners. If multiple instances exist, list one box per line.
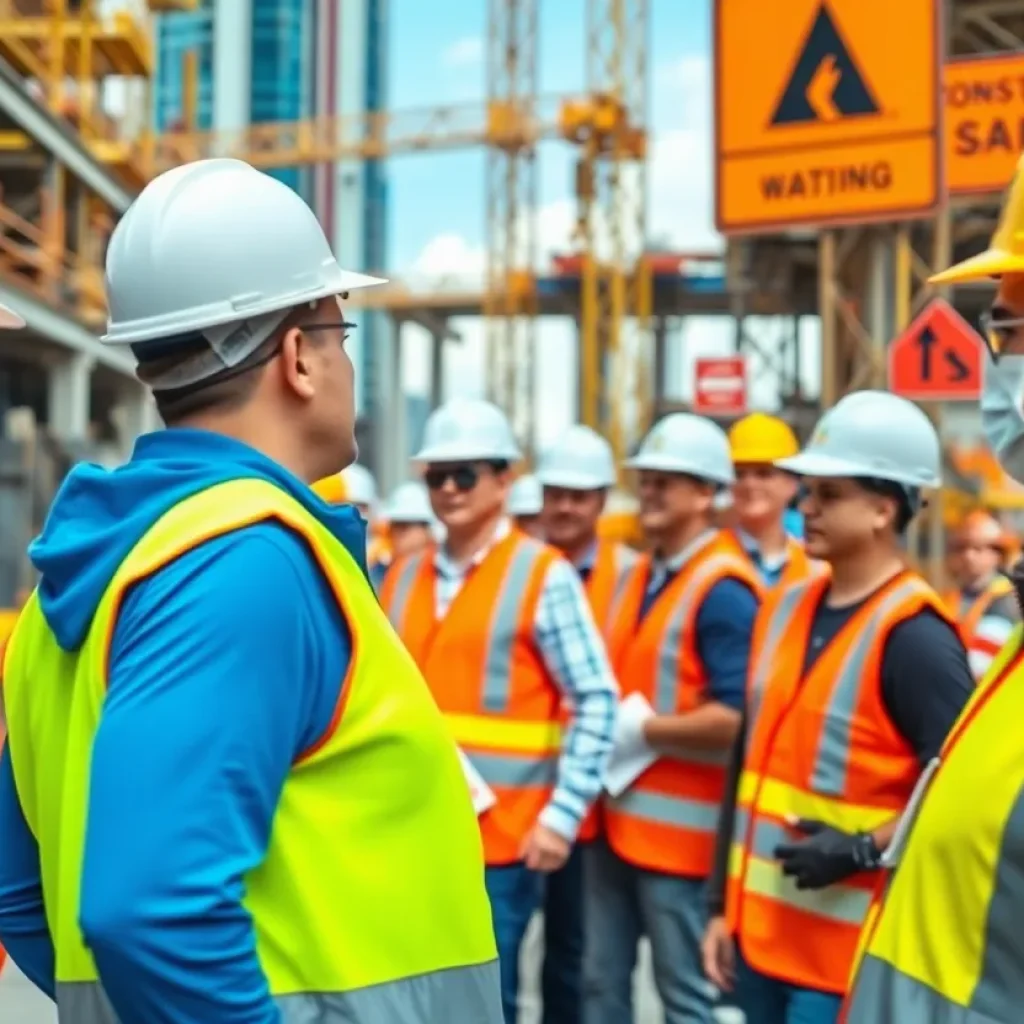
left=0, top=57, right=133, bottom=213
left=0, top=280, right=136, bottom=378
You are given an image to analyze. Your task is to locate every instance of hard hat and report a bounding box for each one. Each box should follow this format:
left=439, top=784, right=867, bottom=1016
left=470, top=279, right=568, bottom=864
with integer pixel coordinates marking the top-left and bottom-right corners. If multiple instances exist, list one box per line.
left=536, top=425, right=616, bottom=490
left=102, top=159, right=384, bottom=349
left=958, top=509, right=1008, bottom=549
left=414, top=397, right=522, bottom=464
left=342, top=464, right=377, bottom=507
left=384, top=481, right=433, bottom=524
left=311, top=473, right=347, bottom=504
left=508, top=474, right=543, bottom=517
left=0, top=301, right=24, bottom=329
left=728, top=413, right=799, bottom=464
left=625, top=413, right=734, bottom=486
left=931, top=154, right=1024, bottom=284
left=777, top=390, right=941, bottom=489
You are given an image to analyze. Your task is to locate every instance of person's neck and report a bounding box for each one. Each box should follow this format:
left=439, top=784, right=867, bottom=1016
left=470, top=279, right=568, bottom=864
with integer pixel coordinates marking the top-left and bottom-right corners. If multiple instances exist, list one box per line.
left=177, top=410, right=322, bottom=483
left=445, top=513, right=504, bottom=564
left=962, top=571, right=998, bottom=594
left=653, top=518, right=712, bottom=561
left=738, top=516, right=788, bottom=557
left=826, top=545, right=906, bottom=607
left=557, top=532, right=599, bottom=567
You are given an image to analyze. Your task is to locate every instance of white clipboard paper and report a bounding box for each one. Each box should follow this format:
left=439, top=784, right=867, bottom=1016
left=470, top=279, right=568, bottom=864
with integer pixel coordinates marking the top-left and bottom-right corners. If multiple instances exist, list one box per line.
left=457, top=747, right=497, bottom=816
left=603, top=693, right=658, bottom=798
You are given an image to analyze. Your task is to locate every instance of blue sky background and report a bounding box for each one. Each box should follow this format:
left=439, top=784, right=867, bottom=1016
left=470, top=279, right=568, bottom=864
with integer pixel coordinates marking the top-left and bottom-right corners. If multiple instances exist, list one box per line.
left=375, top=0, right=817, bottom=445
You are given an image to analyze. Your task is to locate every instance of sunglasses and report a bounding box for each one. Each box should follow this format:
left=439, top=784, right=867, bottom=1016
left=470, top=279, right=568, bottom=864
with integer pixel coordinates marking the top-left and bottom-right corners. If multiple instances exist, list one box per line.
left=424, top=465, right=482, bottom=492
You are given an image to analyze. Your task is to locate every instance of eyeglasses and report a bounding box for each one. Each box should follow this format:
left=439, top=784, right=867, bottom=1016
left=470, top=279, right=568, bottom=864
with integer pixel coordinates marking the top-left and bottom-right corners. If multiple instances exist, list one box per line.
left=979, top=309, right=1024, bottom=361
left=300, top=320, right=357, bottom=343
left=424, top=465, right=481, bottom=492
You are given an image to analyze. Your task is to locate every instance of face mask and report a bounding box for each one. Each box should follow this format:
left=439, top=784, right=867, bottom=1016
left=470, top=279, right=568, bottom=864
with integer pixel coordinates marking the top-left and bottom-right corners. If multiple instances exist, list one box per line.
left=982, top=354, right=1024, bottom=483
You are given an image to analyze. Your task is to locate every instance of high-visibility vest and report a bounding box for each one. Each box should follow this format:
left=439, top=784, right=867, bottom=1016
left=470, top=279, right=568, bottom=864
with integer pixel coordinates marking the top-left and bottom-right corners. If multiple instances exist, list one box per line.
left=380, top=530, right=563, bottom=865
left=841, top=627, right=1024, bottom=1023
left=602, top=531, right=762, bottom=877
left=725, top=568, right=948, bottom=995
left=721, top=528, right=816, bottom=590
left=576, top=538, right=636, bottom=843
left=942, top=575, right=1015, bottom=663
left=1, top=479, right=500, bottom=1023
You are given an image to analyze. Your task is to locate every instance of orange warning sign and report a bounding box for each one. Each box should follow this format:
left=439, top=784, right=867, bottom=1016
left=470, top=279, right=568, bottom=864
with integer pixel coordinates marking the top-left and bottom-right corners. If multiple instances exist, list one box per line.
left=945, top=53, right=1024, bottom=196
left=715, top=0, right=942, bottom=235
left=888, top=299, right=983, bottom=402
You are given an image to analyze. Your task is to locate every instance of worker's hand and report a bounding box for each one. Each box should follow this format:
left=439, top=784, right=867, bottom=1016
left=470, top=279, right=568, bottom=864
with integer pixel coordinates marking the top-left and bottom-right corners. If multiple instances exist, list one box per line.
left=773, top=818, right=879, bottom=890
left=701, top=915, right=736, bottom=992
left=520, top=823, right=571, bottom=872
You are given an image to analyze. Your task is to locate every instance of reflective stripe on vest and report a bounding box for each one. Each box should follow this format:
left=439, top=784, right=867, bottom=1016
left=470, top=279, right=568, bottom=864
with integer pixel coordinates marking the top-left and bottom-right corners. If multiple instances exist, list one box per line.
left=57, top=960, right=500, bottom=1024
left=1, top=479, right=501, bottom=1021
left=729, top=571, right=944, bottom=995
left=842, top=630, right=1024, bottom=1023
left=604, top=534, right=761, bottom=876
left=384, top=531, right=563, bottom=863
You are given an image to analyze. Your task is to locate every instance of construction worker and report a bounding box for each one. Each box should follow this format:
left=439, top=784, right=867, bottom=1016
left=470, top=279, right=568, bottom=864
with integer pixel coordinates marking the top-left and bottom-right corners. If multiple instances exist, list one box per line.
left=534, top=423, right=634, bottom=1024
left=702, top=390, right=974, bottom=1024
left=723, top=412, right=810, bottom=588
left=508, top=472, right=544, bottom=538
left=0, top=160, right=502, bottom=1021
left=378, top=397, right=618, bottom=1024
left=368, top=480, right=437, bottom=589
left=943, top=509, right=1019, bottom=678
left=312, top=462, right=390, bottom=577
left=842, top=154, right=1024, bottom=1024
left=583, top=413, right=762, bottom=1024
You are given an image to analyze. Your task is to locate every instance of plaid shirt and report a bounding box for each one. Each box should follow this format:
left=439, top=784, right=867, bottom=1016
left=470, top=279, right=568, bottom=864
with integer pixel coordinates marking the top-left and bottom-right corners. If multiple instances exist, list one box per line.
left=433, top=520, right=618, bottom=841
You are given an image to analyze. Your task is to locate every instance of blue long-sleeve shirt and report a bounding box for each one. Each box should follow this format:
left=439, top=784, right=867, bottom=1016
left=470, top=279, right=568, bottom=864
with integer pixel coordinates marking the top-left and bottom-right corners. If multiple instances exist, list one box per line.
left=0, top=428, right=366, bottom=1023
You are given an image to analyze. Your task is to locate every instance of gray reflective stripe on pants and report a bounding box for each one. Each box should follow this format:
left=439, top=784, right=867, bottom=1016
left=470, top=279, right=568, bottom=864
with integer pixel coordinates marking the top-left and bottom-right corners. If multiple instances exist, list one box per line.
left=56, top=958, right=503, bottom=1023
left=846, top=954, right=1006, bottom=1024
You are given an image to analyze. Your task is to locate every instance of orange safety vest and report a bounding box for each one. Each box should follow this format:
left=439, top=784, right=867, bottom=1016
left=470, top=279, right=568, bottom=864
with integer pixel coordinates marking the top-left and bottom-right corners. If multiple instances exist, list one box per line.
left=602, top=531, right=762, bottom=877
left=722, top=528, right=815, bottom=589
left=726, top=568, right=950, bottom=995
left=942, top=575, right=1015, bottom=662
left=379, top=530, right=562, bottom=865
left=576, top=539, right=636, bottom=844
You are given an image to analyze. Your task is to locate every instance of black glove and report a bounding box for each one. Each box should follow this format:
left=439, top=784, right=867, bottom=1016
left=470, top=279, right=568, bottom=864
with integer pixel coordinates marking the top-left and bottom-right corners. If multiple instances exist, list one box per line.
left=773, top=819, right=881, bottom=890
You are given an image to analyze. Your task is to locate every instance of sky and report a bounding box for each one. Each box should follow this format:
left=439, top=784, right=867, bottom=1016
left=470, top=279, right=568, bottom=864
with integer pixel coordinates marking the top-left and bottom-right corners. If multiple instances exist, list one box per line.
left=370, top=0, right=821, bottom=447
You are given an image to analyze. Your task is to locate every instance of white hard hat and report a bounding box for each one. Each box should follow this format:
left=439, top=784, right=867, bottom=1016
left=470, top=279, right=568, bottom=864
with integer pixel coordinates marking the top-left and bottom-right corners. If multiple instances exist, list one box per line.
left=342, top=463, right=377, bottom=507
left=414, top=397, right=522, bottom=463
left=0, top=302, right=24, bottom=329
left=384, top=481, right=433, bottom=524
left=625, top=413, right=734, bottom=486
left=777, top=390, right=941, bottom=489
left=536, top=425, right=616, bottom=490
left=102, top=159, right=384, bottom=374
left=508, top=474, right=543, bottom=517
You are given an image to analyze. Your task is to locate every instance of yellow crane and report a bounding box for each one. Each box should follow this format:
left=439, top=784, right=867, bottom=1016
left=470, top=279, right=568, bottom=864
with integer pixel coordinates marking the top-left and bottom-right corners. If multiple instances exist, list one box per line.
left=0, top=0, right=651, bottom=460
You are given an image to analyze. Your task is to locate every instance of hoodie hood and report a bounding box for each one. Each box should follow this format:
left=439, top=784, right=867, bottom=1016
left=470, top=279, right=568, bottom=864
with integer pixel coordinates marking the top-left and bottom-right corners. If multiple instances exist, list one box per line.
left=29, top=428, right=367, bottom=652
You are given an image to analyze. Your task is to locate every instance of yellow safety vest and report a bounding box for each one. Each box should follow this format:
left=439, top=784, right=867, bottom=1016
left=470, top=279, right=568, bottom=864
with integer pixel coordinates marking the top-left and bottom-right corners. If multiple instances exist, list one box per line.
left=2, top=478, right=500, bottom=1023
left=843, top=625, right=1024, bottom=1023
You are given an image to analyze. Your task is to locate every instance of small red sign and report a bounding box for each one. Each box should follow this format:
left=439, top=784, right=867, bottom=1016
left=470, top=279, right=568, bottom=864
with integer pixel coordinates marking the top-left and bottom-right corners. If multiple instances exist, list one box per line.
left=693, top=356, right=748, bottom=417
left=888, top=298, right=983, bottom=402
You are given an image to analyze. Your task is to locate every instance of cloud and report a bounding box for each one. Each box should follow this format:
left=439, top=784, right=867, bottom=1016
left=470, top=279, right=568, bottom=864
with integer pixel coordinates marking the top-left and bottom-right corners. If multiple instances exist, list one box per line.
left=441, top=36, right=484, bottom=69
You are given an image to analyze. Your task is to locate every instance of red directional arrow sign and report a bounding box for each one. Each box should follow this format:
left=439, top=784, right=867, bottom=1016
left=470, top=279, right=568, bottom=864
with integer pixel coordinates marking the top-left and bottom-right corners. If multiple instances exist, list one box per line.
left=888, top=298, right=983, bottom=402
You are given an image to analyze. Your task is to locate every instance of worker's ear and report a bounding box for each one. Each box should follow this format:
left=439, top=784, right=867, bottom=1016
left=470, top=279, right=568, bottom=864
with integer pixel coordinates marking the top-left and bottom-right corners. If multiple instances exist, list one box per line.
left=280, top=326, right=316, bottom=400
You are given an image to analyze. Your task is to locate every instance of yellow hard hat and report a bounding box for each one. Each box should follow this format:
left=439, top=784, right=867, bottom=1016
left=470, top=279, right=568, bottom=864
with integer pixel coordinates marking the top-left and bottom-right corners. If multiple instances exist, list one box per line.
left=311, top=473, right=347, bottom=504
left=728, top=413, right=799, bottom=464
left=931, top=154, right=1024, bottom=284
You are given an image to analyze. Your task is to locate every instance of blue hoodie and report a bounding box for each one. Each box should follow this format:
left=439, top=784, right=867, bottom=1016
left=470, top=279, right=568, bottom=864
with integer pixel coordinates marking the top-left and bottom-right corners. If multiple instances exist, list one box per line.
left=0, top=428, right=366, bottom=1023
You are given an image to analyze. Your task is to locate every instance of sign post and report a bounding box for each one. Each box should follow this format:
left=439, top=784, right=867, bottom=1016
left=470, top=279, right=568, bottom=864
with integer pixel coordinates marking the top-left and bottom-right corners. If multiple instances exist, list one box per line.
left=714, top=0, right=941, bottom=234
left=887, top=298, right=983, bottom=402
left=693, top=356, right=748, bottom=417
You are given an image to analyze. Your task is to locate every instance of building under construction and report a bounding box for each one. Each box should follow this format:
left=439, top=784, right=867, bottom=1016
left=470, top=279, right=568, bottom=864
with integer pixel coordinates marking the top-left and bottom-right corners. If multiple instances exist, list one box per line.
left=0, top=0, right=1020, bottom=603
